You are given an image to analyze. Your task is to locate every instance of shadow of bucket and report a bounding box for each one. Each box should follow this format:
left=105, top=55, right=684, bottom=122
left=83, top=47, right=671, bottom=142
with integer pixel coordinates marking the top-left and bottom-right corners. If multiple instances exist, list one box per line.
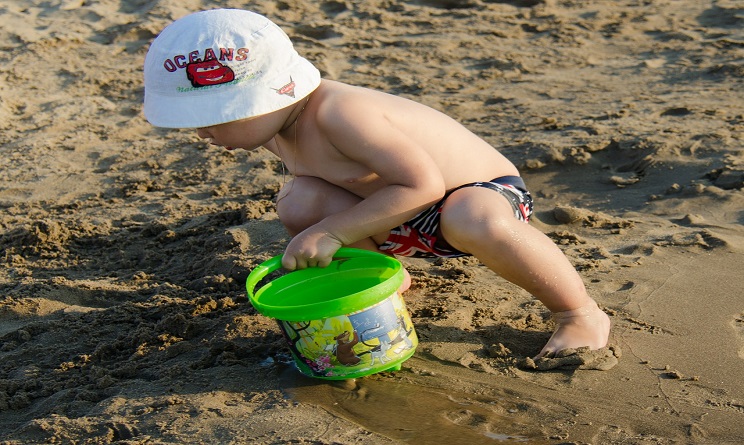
left=246, top=248, right=418, bottom=380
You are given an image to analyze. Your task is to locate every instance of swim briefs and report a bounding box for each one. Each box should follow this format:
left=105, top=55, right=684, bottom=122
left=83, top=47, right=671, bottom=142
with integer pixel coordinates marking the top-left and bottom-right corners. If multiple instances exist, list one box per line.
left=378, top=175, right=533, bottom=258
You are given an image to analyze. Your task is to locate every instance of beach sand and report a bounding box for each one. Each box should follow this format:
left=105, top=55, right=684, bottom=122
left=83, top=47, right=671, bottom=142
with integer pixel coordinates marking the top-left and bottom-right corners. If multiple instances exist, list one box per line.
left=1, top=0, right=742, bottom=443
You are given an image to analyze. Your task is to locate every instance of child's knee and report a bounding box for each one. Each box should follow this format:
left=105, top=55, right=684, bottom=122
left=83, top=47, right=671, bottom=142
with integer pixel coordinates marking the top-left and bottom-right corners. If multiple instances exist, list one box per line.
left=440, top=189, right=519, bottom=247
left=443, top=213, right=514, bottom=248
left=276, top=177, right=363, bottom=234
left=277, top=177, right=323, bottom=206
left=276, top=177, right=327, bottom=231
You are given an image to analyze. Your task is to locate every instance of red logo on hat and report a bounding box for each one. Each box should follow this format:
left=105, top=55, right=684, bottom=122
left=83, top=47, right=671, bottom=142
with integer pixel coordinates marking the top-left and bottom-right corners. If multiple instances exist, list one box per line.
left=186, top=60, right=235, bottom=88
left=273, top=77, right=296, bottom=98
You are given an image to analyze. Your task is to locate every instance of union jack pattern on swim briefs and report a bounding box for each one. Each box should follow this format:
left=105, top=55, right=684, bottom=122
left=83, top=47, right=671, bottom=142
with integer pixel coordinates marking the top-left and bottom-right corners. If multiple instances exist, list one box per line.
left=379, top=177, right=533, bottom=259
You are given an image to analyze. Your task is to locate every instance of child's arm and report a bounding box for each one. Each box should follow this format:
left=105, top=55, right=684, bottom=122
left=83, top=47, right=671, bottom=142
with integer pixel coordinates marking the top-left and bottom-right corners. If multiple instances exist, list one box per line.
left=281, top=94, right=446, bottom=269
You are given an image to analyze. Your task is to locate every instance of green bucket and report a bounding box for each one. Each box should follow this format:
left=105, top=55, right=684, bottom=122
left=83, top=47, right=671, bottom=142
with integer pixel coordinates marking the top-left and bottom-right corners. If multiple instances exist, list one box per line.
left=246, top=248, right=418, bottom=380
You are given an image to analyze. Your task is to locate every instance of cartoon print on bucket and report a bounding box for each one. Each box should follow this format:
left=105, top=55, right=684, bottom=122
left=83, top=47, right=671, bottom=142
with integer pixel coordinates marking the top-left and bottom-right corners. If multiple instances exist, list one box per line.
left=246, top=248, right=418, bottom=379
left=278, top=292, right=417, bottom=378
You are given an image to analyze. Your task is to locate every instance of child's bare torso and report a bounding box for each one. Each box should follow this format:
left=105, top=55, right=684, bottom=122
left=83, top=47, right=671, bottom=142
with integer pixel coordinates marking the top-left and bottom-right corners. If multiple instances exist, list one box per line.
left=265, top=80, right=519, bottom=198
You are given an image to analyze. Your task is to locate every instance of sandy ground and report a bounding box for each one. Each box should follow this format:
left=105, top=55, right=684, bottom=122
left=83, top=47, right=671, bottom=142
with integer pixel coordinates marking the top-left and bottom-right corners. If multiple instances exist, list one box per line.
left=1, top=0, right=743, bottom=443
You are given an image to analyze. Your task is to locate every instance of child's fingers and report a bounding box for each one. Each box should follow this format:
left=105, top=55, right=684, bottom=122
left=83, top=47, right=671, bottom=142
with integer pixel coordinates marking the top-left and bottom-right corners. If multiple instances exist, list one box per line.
left=282, top=254, right=298, bottom=270
left=317, top=256, right=332, bottom=268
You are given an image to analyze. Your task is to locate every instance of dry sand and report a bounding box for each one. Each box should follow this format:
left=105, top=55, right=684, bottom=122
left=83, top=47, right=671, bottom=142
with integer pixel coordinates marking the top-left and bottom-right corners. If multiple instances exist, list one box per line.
left=1, top=0, right=743, bottom=443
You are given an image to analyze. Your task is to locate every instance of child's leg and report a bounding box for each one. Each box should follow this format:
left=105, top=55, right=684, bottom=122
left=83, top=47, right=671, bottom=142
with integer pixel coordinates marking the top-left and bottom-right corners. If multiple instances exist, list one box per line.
left=277, top=176, right=365, bottom=237
left=275, top=176, right=411, bottom=291
left=439, top=186, right=610, bottom=358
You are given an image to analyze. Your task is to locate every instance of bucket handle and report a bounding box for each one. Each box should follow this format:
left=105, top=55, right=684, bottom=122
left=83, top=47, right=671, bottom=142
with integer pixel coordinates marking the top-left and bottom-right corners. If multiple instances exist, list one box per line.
left=245, top=247, right=391, bottom=300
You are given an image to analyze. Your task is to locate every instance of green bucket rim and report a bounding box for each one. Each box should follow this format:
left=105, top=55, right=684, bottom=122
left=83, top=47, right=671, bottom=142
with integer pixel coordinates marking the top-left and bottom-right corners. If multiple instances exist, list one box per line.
left=246, top=248, right=404, bottom=321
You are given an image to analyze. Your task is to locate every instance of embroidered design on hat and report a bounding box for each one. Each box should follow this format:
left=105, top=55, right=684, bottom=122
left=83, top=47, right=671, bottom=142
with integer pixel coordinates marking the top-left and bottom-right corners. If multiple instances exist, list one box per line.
left=273, top=77, right=296, bottom=97
left=186, top=59, right=236, bottom=88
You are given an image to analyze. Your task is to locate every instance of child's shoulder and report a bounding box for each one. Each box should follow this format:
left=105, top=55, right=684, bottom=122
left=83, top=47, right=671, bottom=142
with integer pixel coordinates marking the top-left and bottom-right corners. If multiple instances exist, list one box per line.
left=315, top=80, right=406, bottom=116
left=312, top=81, right=375, bottom=123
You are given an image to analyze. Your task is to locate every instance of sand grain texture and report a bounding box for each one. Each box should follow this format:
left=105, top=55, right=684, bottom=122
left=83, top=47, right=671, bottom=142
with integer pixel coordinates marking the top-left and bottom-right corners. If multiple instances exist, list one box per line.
left=1, top=0, right=742, bottom=443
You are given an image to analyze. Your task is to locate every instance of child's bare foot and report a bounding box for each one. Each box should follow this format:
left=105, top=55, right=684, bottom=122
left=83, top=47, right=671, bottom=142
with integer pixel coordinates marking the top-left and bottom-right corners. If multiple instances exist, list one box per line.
left=534, top=301, right=611, bottom=359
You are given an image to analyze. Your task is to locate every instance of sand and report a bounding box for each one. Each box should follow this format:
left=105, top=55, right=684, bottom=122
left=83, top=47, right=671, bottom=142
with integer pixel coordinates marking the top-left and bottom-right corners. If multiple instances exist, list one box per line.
left=1, top=0, right=742, bottom=443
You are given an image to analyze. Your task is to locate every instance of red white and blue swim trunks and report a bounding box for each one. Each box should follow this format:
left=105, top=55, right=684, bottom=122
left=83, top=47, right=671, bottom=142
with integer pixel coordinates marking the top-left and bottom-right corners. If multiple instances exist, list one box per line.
left=379, top=175, right=533, bottom=258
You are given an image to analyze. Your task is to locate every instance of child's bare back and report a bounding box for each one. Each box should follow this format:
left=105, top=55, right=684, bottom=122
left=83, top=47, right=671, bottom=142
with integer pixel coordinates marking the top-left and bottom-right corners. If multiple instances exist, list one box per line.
left=264, top=80, right=520, bottom=196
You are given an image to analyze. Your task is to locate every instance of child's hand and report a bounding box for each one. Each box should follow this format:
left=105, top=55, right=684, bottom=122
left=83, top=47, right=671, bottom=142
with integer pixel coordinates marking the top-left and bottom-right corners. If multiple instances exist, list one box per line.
left=282, top=227, right=344, bottom=270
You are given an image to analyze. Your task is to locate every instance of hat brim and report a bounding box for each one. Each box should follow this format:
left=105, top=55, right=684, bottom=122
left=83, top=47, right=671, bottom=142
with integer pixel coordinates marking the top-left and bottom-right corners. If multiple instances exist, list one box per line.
left=144, top=57, right=320, bottom=129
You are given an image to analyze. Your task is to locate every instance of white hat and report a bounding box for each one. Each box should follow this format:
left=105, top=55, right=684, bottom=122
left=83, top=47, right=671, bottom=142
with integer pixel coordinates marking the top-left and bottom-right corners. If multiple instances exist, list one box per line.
left=144, top=9, right=321, bottom=128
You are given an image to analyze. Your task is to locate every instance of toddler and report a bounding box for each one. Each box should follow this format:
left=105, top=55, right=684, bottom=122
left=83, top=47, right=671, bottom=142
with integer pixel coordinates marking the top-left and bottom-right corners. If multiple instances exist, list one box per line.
left=144, top=9, right=611, bottom=361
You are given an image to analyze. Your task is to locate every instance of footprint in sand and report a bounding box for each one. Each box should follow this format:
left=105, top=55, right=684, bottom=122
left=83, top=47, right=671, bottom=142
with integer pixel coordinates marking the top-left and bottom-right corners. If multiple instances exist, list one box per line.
left=106, top=422, right=140, bottom=441
left=444, top=409, right=488, bottom=428
left=444, top=408, right=532, bottom=442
